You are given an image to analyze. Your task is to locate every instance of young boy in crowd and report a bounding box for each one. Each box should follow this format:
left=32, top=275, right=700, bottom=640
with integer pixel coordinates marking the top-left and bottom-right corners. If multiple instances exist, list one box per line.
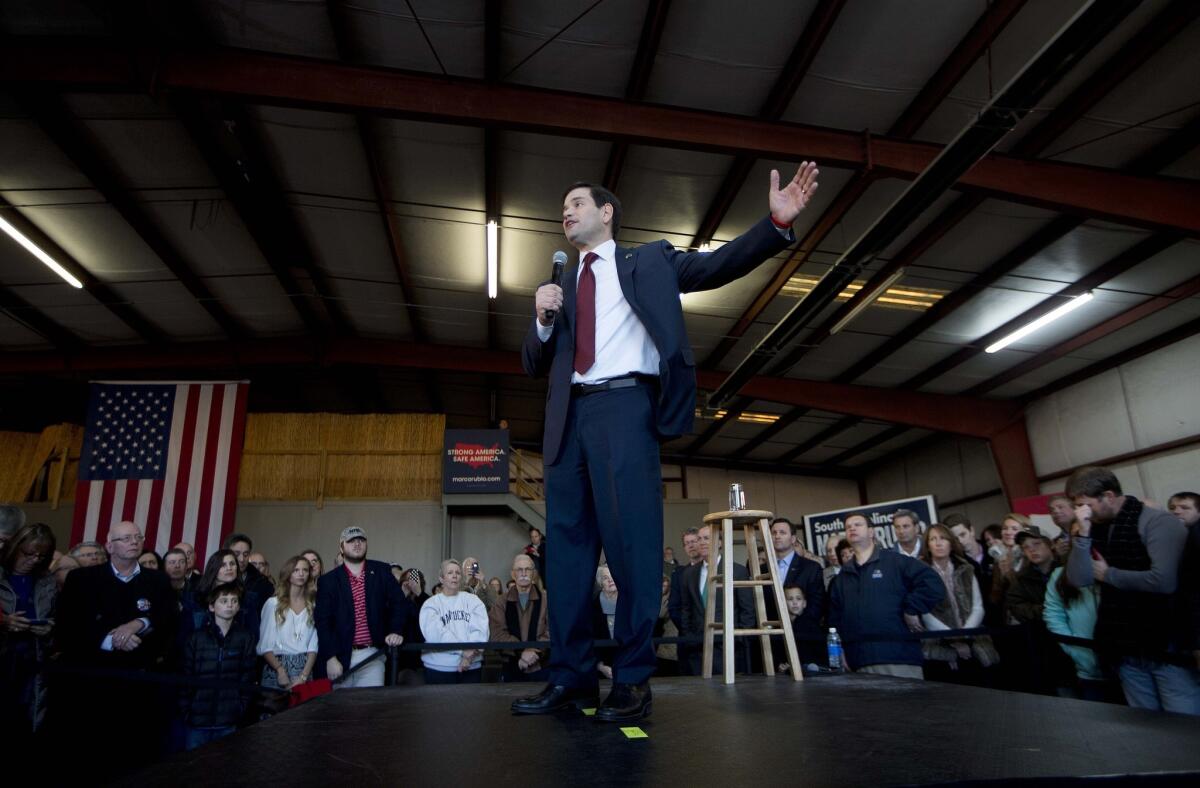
left=774, top=586, right=825, bottom=674
left=180, top=582, right=258, bottom=750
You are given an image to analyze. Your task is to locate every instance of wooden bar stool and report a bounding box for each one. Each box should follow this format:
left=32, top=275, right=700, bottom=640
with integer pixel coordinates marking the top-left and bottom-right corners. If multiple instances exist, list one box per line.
left=701, top=509, right=802, bottom=684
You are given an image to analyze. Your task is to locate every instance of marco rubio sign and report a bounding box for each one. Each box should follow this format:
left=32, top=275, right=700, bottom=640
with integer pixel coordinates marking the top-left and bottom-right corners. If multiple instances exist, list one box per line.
left=443, top=429, right=509, bottom=493
left=802, top=495, right=937, bottom=558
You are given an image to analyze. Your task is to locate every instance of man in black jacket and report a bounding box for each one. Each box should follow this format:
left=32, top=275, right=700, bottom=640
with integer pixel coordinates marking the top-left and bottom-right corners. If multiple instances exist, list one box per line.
left=762, top=518, right=825, bottom=646
left=315, top=526, right=410, bottom=688
left=56, top=520, right=177, bottom=773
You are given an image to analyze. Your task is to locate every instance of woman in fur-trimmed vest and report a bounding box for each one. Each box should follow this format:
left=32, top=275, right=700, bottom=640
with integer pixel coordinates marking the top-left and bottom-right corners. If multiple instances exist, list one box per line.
left=920, top=524, right=999, bottom=680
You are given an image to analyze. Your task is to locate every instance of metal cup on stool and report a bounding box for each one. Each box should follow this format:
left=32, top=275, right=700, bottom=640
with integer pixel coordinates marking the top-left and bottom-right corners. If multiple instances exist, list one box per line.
left=728, top=483, right=746, bottom=511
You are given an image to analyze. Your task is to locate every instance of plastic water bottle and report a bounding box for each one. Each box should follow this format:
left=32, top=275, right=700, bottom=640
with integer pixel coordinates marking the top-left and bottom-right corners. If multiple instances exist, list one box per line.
left=827, top=627, right=843, bottom=672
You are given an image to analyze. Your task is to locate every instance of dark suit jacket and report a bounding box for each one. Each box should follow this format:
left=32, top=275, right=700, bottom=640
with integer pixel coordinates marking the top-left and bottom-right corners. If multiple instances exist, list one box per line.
left=678, top=559, right=754, bottom=639
left=761, top=552, right=826, bottom=631
left=522, top=218, right=791, bottom=464
left=57, top=562, right=176, bottom=669
left=314, top=560, right=412, bottom=676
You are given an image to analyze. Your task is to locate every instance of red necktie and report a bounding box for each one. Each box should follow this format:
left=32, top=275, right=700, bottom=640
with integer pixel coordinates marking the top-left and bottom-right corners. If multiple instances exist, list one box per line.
left=574, top=251, right=598, bottom=375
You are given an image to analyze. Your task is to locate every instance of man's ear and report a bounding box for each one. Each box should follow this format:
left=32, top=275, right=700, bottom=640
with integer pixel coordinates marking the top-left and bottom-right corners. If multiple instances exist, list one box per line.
left=601, top=202, right=613, bottom=226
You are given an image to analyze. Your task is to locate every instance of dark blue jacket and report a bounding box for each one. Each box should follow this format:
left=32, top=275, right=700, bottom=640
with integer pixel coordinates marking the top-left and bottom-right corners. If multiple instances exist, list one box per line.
left=522, top=217, right=791, bottom=465
left=314, top=560, right=412, bottom=676
left=829, top=544, right=944, bottom=669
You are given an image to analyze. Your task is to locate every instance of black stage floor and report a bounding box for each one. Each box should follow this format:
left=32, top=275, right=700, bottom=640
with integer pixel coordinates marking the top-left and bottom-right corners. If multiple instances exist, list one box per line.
left=118, top=675, right=1200, bottom=786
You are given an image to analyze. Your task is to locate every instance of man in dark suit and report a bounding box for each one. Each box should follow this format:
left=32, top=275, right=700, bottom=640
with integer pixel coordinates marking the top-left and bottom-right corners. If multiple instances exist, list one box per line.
left=512, top=163, right=819, bottom=722
left=315, top=526, right=411, bottom=688
left=677, top=524, right=755, bottom=675
left=762, top=517, right=826, bottom=667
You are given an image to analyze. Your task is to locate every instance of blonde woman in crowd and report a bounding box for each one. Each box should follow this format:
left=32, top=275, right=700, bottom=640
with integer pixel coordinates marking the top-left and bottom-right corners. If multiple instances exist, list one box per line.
left=258, top=555, right=319, bottom=689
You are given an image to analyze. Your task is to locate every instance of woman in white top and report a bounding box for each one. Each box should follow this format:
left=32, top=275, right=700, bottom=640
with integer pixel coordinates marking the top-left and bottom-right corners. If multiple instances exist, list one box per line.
left=258, top=555, right=319, bottom=689
left=419, top=559, right=488, bottom=684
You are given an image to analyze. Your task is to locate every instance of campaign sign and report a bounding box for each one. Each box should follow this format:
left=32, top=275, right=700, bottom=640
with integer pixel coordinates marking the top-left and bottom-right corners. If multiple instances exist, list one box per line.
left=802, top=495, right=937, bottom=558
left=443, top=429, right=509, bottom=493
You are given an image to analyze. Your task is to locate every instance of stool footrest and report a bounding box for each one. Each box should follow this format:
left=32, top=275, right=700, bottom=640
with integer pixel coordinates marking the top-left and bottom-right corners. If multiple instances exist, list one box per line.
left=713, top=579, right=772, bottom=588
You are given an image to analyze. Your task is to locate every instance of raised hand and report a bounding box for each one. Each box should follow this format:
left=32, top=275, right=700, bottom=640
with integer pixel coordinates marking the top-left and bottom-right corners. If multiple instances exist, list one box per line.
left=769, top=161, right=820, bottom=227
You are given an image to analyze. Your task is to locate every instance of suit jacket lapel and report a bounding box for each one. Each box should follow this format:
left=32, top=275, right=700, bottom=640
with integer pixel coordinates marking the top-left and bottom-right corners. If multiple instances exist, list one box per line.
left=615, top=246, right=635, bottom=306
left=563, top=260, right=578, bottom=337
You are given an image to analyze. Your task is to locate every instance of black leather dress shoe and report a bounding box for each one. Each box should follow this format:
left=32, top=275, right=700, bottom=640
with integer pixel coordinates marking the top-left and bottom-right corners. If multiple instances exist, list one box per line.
left=511, top=683, right=600, bottom=715
left=595, top=681, right=652, bottom=723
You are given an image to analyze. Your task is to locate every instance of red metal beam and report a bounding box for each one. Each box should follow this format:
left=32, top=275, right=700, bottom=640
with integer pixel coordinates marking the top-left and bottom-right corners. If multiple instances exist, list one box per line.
left=0, top=337, right=1022, bottom=437
left=989, top=418, right=1041, bottom=503
left=4, top=42, right=1198, bottom=234
left=695, top=371, right=1020, bottom=439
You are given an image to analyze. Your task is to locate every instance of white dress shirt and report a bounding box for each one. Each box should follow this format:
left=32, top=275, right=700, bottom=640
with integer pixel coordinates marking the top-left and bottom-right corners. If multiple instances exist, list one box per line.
left=536, top=238, right=661, bottom=383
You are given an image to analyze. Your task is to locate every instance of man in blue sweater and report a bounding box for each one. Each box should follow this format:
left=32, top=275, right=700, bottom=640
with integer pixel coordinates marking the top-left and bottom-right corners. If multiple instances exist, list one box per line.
left=829, top=513, right=944, bottom=679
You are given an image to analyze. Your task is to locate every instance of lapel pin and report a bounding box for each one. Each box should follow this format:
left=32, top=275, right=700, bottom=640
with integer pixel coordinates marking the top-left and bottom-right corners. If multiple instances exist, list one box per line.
left=625, top=253, right=632, bottom=259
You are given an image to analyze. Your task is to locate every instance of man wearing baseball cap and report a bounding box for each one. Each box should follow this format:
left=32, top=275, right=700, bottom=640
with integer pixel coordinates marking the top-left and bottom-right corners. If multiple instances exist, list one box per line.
left=315, top=526, right=412, bottom=688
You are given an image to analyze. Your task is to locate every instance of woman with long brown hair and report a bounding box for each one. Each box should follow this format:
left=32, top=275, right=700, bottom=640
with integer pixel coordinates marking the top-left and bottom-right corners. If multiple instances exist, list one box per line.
left=920, top=524, right=998, bottom=684
left=257, top=555, right=318, bottom=688
left=0, top=523, right=57, bottom=736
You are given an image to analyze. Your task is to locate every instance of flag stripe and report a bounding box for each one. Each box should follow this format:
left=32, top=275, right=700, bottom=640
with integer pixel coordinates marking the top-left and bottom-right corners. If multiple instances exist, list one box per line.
left=133, top=479, right=152, bottom=547
left=96, top=482, right=116, bottom=541
left=157, top=384, right=191, bottom=549
left=85, top=481, right=102, bottom=541
left=193, top=384, right=226, bottom=561
left=121, top=479, right=140, bottom=522
left=180, top=385, right=213, bottom=552
left=167, top=386, right=202, bottom=550
left=219, top=382, right=250, bottom=550
left=70, top=479, right=92, bottom=546
left=147, top=480, right=167, bottom=555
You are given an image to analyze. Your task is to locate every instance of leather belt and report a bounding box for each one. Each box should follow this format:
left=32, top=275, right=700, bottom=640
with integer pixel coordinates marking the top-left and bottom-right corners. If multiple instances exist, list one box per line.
left=570, top=374, right=657, bottom=398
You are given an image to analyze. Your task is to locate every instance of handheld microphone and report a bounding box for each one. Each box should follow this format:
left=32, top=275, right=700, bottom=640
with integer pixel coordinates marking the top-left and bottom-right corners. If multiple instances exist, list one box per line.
left=544, top=250, right=568, bottom=322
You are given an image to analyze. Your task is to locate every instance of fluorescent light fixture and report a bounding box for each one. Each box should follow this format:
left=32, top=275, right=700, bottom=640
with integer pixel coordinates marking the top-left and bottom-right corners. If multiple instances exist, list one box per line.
left=828, top=268, right=906, bottom=335
left=985, top=291, right=1093, bottom=353
left=0, top=215, right=83, bottom=289
left=486, top=220, right=498, bottom=299
left=698, top=242, right=711, bottom=253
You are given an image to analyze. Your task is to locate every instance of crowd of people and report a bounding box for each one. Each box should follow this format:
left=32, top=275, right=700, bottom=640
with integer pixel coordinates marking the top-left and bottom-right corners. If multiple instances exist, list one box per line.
left=2, top=463, right=1198, bottom=765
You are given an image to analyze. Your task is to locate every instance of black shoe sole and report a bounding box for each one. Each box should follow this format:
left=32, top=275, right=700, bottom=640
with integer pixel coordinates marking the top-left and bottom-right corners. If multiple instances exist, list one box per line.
left=511, top=696, right=599, bottom=715
left=593, top=701, right=652, bottom=723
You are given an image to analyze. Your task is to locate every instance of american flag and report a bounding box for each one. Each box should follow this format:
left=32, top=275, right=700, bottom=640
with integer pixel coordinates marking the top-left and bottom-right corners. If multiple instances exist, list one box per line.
left=71, top=381, right=249, bottom=562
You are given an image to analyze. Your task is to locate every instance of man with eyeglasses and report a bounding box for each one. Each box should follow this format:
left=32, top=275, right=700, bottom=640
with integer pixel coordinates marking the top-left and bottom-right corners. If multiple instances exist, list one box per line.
left=56, top=520, right=177, bottom=773
left=489, top=553, right=550, bottom=682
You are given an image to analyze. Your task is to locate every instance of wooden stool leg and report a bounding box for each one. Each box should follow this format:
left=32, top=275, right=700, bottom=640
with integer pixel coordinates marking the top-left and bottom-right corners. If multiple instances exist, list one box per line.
left=701, top=520, right=720, bottom=679
left=722, top=516, right=735, bottom=685
left=744, top=521, right=774, bottom=676
left=760, top=517, right=802, bottom=681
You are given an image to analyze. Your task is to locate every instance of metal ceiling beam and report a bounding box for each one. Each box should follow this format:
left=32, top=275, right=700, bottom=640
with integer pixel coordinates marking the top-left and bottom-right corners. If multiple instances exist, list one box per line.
left=689, top=0, right=847, bottom=250
left=326, top=0, right=441, bottom=411
left=709, top=0, right=1145, bottom=411
left=172, top=99, right=339, bottom=336
left=756, top=1, right=1198, bottom=463
left=5, top=41, right=1198, bottom=234
left=0, top=284, right=83, bottom=349
left=0, top=196, right=163, bottom=343
left=824, top=424, right=911, bottom=467
left=966, top=271, right=1200, bottom=397
left=603, top=0, right=671, bottom=192
left=1019, top=314, right=1200, bottom=404
left=704, top=0, right=1028, bottom=374
left=898, top=231, right=1184, bottom=390
left=17, top=92, right=247, bottom=340
left=775, top=415, right=860, bottom=465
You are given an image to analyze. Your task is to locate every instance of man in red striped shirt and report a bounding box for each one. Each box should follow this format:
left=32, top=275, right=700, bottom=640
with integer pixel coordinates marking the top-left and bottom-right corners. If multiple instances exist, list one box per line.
left=315, top=526, right=410, bottom=688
